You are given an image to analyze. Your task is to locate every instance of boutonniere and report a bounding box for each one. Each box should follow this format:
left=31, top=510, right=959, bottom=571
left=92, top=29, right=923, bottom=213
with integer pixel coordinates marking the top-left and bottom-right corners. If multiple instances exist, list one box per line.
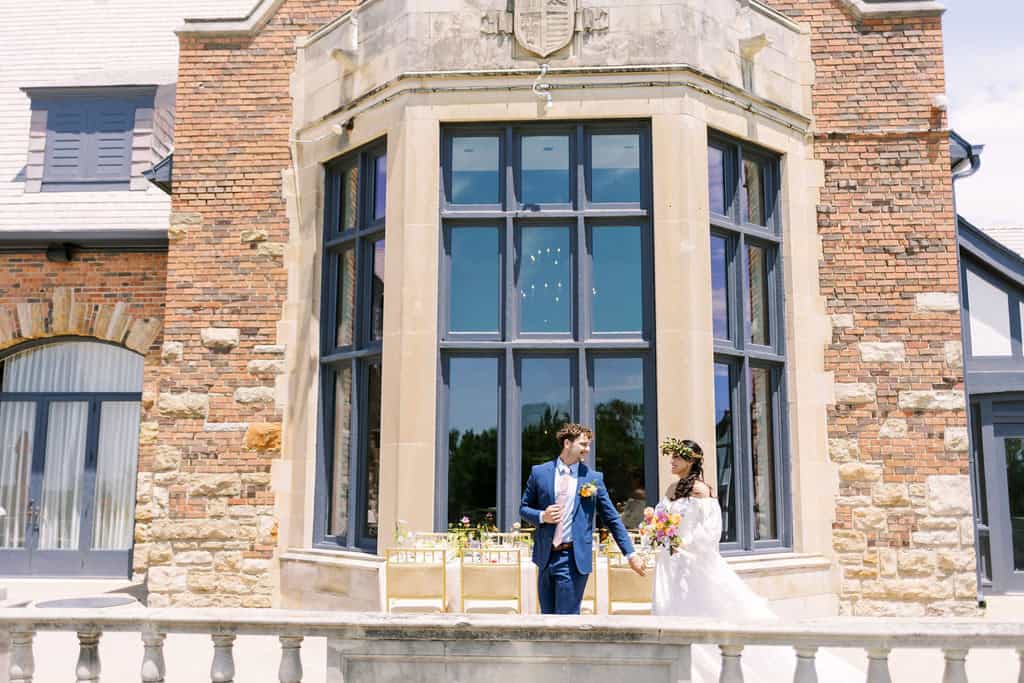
left=579, top=482, right=598, bottom=498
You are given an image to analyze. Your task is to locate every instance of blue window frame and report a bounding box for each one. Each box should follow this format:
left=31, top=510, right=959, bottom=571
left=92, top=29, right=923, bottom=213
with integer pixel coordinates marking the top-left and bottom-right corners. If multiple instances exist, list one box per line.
left=437, top=121, right=657, bottom=532
left=708, top=131, right=790, bottom=554
left=315, top=139, right=387, bottom=553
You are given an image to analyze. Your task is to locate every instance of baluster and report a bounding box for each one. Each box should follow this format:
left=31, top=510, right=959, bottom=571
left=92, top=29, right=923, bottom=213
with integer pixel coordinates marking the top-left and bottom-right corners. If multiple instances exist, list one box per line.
left=719, top=644, right=744, bottom=683
left=9, top=629, right=34, bottom=683
left=866, top=647, right=893, bottom=683
left=141, top=631, right=167, bottom=682
left=279, top=636, right=303, bottom=683
left=793, top=646, right=818, bottom=683
left=942, top=649, right=969, bottom=683
left=75, top=630, right=101, bottom=682
left=211, top=634, right=236, bottom=683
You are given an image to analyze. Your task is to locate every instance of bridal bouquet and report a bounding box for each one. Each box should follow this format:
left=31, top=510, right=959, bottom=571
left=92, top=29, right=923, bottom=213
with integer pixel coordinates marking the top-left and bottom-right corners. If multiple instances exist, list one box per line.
left=637, top=505, right=683, bottom=555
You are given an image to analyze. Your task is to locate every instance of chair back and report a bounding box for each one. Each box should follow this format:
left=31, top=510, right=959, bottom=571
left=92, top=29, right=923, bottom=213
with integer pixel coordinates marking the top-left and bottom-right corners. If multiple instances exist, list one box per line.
left=480, top=532, right=530, bottom=548
left=409, top=531, right=451, bottom=548
left=461, top=548, right=521, bottom=613
left=385, top=548, right=447, bottom=608
left=581, top=547, right=598, bottom=614
left=606, top=548, right=654, bottom=613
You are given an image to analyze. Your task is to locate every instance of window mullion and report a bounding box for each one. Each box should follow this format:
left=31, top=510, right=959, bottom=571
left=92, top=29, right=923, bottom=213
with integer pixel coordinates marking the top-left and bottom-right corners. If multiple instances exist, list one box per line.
left=740, top=356, right=755, bottom=550
left=505, top=345, right=518, bottom=530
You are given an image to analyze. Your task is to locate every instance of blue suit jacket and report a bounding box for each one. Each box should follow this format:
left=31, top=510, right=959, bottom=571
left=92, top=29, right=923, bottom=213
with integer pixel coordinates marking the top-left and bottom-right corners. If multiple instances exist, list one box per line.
left=520, top=459, right=635, bottom=574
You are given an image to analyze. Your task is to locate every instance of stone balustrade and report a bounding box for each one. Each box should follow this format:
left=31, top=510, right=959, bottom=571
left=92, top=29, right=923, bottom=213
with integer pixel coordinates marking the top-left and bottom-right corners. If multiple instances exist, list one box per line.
left=1, top=608, right=1023, bottom=682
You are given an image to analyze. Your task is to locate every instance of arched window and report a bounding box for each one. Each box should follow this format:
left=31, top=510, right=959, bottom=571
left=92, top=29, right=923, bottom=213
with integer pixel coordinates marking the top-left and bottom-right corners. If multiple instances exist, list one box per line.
left=0, top=340, right=143, bottom=577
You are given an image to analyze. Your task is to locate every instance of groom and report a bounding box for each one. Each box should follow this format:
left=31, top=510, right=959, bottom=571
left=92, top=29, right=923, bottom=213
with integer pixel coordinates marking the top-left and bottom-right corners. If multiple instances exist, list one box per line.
left=520, top=422, right=646, bottom=615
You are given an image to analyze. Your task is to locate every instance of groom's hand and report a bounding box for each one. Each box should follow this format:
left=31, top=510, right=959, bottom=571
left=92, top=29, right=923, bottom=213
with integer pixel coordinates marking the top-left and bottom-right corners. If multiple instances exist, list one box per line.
left=543, top=505, right=563, bottom=524
left=628, top=554, right=646, bottom=576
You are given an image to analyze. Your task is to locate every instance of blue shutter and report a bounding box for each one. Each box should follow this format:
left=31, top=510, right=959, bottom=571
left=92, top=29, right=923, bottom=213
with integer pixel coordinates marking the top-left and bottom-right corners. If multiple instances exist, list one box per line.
left=43, top=102, right=89, bottom=182
left=87, top=101, right=134, bottom=181
left=42, top=97, right=135, bottom=186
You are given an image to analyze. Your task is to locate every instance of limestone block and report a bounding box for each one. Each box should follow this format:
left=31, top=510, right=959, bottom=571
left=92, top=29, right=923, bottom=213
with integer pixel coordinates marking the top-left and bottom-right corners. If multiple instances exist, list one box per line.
left=0, top=306, right=16, bottom=343
left=176, top=551, right=214, bottom=565
left=828, top=438, right=859, bottom=463
left=960, top=517, right=975, bottom=545
left=879, top=418, right=908, bottom=439
left=256, top=242, right=286, bottom=259
left=911, top=530, right=960, bottom=547
left=201, top=327, right=240, bottom=352
left=149, top=544, right=173, bottom=564
left=220, top=574, right=251, bottom=594
left=241, top=472, right=272, bottom=487
left=242, top=595, right=273, bottom=608
left=247, top=359, right=285, bottom=375
left=832, top=530, right=867, bottom=553
left=257, top=515, right=277, bottom=545
left=139, top=422, right=158, bottom=445
left=955, top=572, right=979, bottom=599
left=147, top=566, right=187, bottom=593
left=936, top=550, right=976, bottom=573
left=836, top=495, right=873, bottom=507
left=927, top=600, right=980, bottom=617
left=834, top=382, right=876, bottom=405
left=161, top=341, right=183, bottom=362
left=898, top=390, right=966, bottom=411
left=852, top=599, right=926, bottom=617
left=243, top=559, right=271, bottom=575
left=859, top=341, right=906, bottom=362
left=844, top=567, right=876, bottom=580
left=864, top=578, right=952, bottom=601
left=147, top=594, right=171, bottom=608
left=153, top=445, right=182, bottom=472
left=150, top=519, right=242, bottom=542
left=853, top=507, right=887, bottom=531
left=204, top=422, right=249, bottom=432
left=135, top=524, right=150, bottom=543
left=187, top=572, right=218, bottom=593
left=944, top=341, right=963, bottom=368
left=838, top=462, right=882, bottom=482
left=915, top=292, right=959, bottom=312
left=240, top=228, right=268, bottom=243
left=169, top=211, right=201, bottom=240
left=51, top=287, right=73, bottom=333
left=926, top=475, right=972, bottom=515
left=206, top=498, right=228, bottom=518
left=244, top=423, right=281, bottom=451
left=254, top=344, right=285, bottom=355
left=215, top=552, right=244, bottom=573
left=897, top=550, right=935, bottom=576
left=831, top=313, right=854, bottom=329
left=918, top=517, right=960, bottom=530
left=944, top=427, right=969, bottom=452
left=879, top=549, right=897, bottom=577
left=125, top=318, right=162, bottom=354
left=872, top=483, right=910, bottom=507
left=235, top=386, right=275, bottom=404
left=228, top=505, right=258, bottom=519
left=158, top=392, right=209, bottom=419
left=188, top=474, right=241, bottom=498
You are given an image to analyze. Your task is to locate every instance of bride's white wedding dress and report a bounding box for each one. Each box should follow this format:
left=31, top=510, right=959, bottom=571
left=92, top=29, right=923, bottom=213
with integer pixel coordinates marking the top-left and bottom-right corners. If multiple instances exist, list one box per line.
left=651, top=494, right=863, bottom=683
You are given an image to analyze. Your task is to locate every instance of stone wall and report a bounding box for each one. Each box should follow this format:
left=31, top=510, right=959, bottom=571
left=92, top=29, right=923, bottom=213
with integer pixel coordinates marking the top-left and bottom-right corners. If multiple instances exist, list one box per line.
left=148, top=0, right=359, bottom=607
left=764, top=0, right=976, bottom=615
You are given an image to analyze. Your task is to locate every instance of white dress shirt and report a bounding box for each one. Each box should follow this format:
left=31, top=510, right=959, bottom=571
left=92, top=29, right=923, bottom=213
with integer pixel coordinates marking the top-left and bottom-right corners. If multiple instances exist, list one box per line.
left=547, top=460, right=578, bottom=538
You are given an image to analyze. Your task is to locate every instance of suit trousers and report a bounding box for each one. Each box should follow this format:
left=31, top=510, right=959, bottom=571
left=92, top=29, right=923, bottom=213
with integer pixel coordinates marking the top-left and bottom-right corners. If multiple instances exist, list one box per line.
left=537, top=547, right=588, bottom=615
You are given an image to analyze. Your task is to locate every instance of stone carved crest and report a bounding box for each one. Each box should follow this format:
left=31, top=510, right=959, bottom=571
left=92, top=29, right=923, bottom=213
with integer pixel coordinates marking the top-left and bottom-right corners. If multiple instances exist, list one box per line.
left=514, top=0, right=577, bottom=58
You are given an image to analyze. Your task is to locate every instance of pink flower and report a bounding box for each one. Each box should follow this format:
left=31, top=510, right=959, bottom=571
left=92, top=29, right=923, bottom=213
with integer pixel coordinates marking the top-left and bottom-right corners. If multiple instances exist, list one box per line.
left=667, top=526, right=677, bottom=537
left=643, top=507, right=655, bottom=520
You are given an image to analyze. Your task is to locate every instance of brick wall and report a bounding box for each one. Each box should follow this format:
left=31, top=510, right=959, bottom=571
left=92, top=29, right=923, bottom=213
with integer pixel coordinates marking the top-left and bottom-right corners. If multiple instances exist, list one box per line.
left=764, top=1, right=976, bottom=616
left=148, top=0, right=358, bottom=607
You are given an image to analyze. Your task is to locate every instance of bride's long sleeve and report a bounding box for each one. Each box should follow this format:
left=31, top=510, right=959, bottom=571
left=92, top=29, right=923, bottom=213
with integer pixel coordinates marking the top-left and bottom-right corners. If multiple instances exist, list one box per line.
left=681, top=499, right=722, bottom=556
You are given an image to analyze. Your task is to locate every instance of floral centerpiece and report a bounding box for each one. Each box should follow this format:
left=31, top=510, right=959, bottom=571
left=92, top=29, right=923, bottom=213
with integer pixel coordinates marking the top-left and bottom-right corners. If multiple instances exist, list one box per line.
left=637, top=505, right=683, bottom=555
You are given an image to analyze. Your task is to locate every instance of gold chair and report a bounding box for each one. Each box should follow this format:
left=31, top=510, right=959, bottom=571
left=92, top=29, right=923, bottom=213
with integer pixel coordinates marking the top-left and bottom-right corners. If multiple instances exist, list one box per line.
left=580, top=547, right=599, bottom=615
left=385, top=548, right=448, bottom=613
left=409, top=531, right=451, bottom=548
left=460, top=547, right=522, bottom=614
left=606, top=547, right=654, bottom=615
left=480, top=531, right=531, bottom=548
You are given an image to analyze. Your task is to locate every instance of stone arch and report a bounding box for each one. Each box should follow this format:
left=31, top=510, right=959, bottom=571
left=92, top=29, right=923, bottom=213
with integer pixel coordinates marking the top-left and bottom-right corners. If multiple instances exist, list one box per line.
left=0, top=287, right=162, bottom=355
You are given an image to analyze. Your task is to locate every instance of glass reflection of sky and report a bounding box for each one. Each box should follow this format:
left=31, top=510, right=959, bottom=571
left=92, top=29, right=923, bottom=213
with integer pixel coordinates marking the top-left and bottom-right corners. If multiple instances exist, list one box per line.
left=448, top=357, right=499, bottom=434
left=711, top=235, right=728, bottom=339
left=452, top=137, right=500, bottom=204
left=522, top=136, right=570, bottom=205
left=373, top=154, right=386, bottom=220
left=708, top=146, right=725, bottom=215
left=714, top=363, right=731, bottom=425
left=592, top=226, right=641, bottom=333
left=450, top=227, right=500, bottom=333
left=593, top=357, right=643, bottom=406
left=520, top=357, right=571, bottom=426
left=520, top=227, right=571, bottom=333
left=591, top=134, right=640, bottom=203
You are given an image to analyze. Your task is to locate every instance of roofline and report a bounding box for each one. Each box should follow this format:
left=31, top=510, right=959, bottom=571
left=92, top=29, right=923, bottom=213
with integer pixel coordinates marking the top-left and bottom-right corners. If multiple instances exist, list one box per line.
left=840, top=0, right=945, bottom=19
left=177, top=0, right=286, bottom=37
left=958, top=216, right=1024, bottom=292
left=0, top=230, right=168, bottom=253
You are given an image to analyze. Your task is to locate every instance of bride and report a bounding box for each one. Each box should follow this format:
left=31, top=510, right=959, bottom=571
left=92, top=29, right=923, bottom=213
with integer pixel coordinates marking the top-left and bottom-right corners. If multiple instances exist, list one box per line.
left=650, top=437, right=863, bottom=683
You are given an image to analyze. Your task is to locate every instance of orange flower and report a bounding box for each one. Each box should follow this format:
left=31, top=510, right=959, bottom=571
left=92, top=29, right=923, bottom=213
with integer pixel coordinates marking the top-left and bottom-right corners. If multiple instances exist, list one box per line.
left=579, top=482, right=598, bottom=498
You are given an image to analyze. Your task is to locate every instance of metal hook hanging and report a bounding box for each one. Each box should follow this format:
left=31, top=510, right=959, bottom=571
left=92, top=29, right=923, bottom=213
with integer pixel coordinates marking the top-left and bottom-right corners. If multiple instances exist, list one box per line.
left=532, top=63, right=553, bottom=110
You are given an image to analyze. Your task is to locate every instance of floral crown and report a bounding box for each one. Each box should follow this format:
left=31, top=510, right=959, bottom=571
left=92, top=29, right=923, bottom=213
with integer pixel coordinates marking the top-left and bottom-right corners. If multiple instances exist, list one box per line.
left=660, top=437, right=702, bottom=460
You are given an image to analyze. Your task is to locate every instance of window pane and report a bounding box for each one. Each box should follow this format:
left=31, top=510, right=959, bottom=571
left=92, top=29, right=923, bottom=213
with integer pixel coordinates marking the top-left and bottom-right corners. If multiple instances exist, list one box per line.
left=447, top=357, right=499, bottom=526
left=520, top=357, right=572, bottom=491
left=330, top=366, right=352, bottom=538
left=450, top=227, right=501, bottom=333
left=714, top=363, right=737, bottom=543
left=0, top=341, right=142, bottom=393
left=370, top=240, right=385, bottom=341
left=521, top=135, right=570, bottom=205
left=92, top=402, right=140, bottom=550
left=748, top=245, right=770, bottom=346
left=708, top=146, right=726, bottom=215
left=362, top=362, right=383, bottom=542
left=373, top=153, right=387, bottom=220
left=336, top=248, right=356, bottom=347
left=592, top=226, right=642, bottom=333
left=967, top=267, right=1011, bottom=357
left=593, top=357, right=645, bottom=518
left=1004, top=437, right=1024, bottom=570
left=340, top=163, right=359, bottom=231
left=0, top=402, right=35, bottom=549
left=452, top=136, right=500, bottom=204
left=38, top=401, right=89, bottom=550
left=519, top=226, right=571, bottom=334
left=750, top=366, right=777, bottom=541
left=743, top=157, right=765, bottom=226
left=711, top=235, right=729, bottom=339
left=591, top=134, right=641, bottom=203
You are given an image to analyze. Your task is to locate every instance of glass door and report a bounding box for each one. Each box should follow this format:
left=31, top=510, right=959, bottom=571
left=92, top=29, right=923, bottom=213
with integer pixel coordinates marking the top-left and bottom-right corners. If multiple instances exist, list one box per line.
left=977, top=398, right=1024, bottom=593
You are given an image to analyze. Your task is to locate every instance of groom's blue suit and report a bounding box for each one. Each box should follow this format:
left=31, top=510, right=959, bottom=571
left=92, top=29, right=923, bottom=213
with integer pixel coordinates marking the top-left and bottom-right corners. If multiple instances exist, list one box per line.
left=520, top=458, right=636, bottom=614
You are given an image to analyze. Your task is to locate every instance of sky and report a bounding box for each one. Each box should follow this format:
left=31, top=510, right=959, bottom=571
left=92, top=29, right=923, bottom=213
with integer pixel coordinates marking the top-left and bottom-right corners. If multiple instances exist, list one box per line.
left=943, top=0, right=1024, bottom=228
